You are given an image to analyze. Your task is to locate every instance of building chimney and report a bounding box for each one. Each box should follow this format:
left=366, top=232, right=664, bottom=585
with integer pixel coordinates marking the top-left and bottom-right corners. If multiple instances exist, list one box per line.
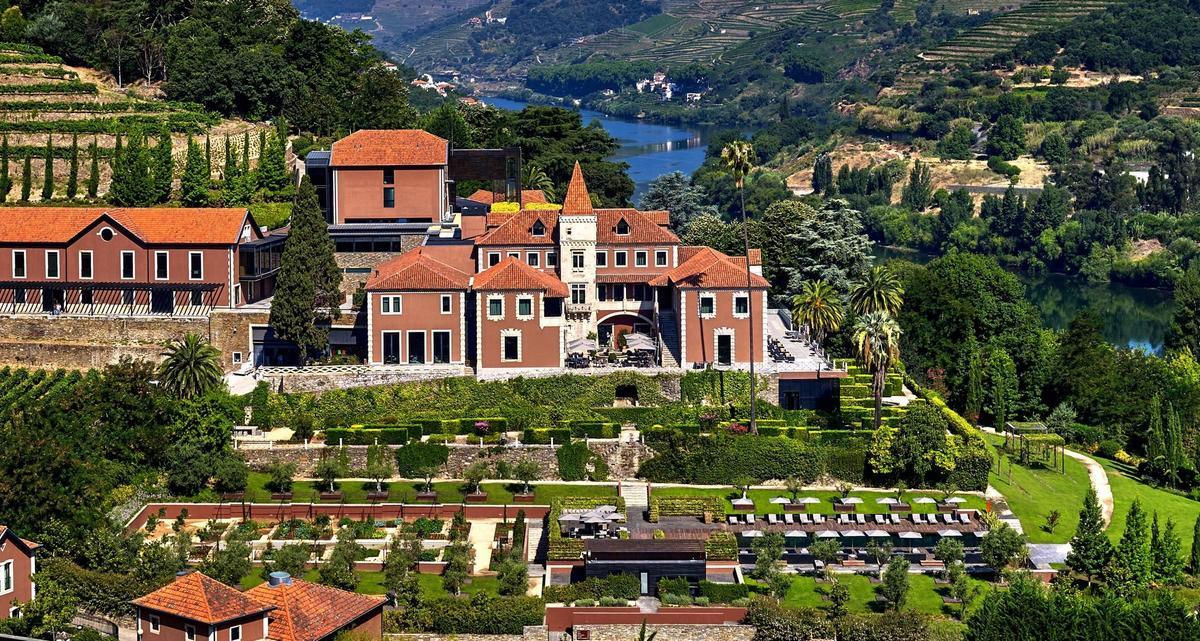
left=267, top=572, right=292, bottom=587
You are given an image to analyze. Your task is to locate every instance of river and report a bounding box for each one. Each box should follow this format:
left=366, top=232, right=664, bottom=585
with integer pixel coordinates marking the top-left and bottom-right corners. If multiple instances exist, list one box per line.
left=481, top=97, right=709, bottom=202
left=483, top=97, right=1174, bottom=352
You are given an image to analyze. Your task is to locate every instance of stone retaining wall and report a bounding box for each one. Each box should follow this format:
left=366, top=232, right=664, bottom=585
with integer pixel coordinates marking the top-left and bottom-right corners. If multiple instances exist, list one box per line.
left=0, top=314, right=210, bottom=370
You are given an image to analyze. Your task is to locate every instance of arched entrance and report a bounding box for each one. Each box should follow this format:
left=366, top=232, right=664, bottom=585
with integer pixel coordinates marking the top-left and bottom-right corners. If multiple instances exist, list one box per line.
left=596, top=313, right=655, bottom=348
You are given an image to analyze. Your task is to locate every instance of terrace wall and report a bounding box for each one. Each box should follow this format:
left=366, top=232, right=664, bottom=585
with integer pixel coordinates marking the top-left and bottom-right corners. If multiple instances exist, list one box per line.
left=124, top=503, right=551, bottom=534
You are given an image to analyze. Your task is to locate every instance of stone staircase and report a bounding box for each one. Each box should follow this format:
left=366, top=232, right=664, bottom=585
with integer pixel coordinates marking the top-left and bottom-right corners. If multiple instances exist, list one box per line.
left=657, top=310, right=681, bottom=368
left=526, top=522, right=546, bottom=562
left=620, top=481, right=650, bottom=524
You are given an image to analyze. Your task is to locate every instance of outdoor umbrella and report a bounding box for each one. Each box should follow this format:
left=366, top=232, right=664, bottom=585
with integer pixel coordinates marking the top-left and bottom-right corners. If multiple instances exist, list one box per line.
left=841, top=530, right=866, bottom=538
left=732, top=497, right=754, bottom=507
left=797, top=497, right=821, bottom=504
left=841, top=497, right=864, bottom=505
left=624, top=333, right=656, bottom=351
left=784, top=530, right=807, bottom=538
left=865, top=530, right=889, bottom=537
left=770, top=497, right=791, bottom=504
left=912, top=497, right=938, bottom=504
left=741, top=530, right=764, bottom=538
left=937, top=529, right=962, bottom=537
left=898, top=531, right=922, bottom=539
left=558, top=513, right=581, bottom=522
left=816, top=530, right=839, bottom=538
left=876, top=498, right=898, bottom=505
left=945, top=497, right=967, bottom=504
left=566, top=337, right=598, bottom=353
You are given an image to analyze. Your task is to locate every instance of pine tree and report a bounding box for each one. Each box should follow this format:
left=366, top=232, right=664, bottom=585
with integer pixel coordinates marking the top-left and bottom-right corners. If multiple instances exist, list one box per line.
left=962, top=334, right=983, bottom=423
left=268, top=177, right=342, bottom=362
left=66, top=133, right=78, bottom=199
left=110, top=129, right=155, bottom=206
left=153, top=124, right=173, bottom=203
left=0, top=135, right=11, bottom=202
left=1151, top=514, right=1185, bottom=584
left=180, top=138, right=210, bottom=207
left=40, top=135, right=53, bottom=201
left=1111, top=499, right=1151, bottom=588
left=1065, top=487, right=1112, bottom=585
left=20, top=154, right=31, bottom=202
left=85, top=138, right=100, bottom=199
left=812, top=153, right=833, bottom=194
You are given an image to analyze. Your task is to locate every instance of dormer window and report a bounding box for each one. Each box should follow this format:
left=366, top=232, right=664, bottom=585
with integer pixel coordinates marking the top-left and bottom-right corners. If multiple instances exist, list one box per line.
left=615, top=219, right=630, bottom=235
left=531, top=219, right=546, bottom=237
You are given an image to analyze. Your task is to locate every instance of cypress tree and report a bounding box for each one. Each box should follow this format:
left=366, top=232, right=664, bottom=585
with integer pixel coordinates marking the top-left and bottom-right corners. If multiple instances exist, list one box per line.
left=901, top=159, right=933, bottom=211
left=268, top=177, right=342, bottom=362
left=205, top=134, right=212, bottom=174
left=1190, top=515, right=1200, bottom=575
left=1151, top=514, right=1185, bottom=584
left=20, top=154, right=30, bottom=202
left=962, top=334, right=983, bottom=423
left=86, top=138, right=100, bottom=199
left=40, top=135, right=53, bottom=201
left=258, top=129, right=267, bottom=170
left=1065, top=486, right=1112, bottom=586
left=223, top=134, right=238, bottom=180
left=1111, top=499, right=1151, bottom=588
left=110, top=129, right=155, bottom=206
left=1148, top=394, right=1164, bottom=460
left=1166, top=403, right=1184, bottom=481
left=66, top=133, right=78, bottom=199
left=153, top=124, right=173, bottom=203
left=242, top=131, right=250, bottom=173
left=986, top=348, right=1017, bottom=430
left=180, top=137, right=209, bottom=207
left=259, top=129, right=289, bottom=192
left=0, top=134, right=11, bottom=202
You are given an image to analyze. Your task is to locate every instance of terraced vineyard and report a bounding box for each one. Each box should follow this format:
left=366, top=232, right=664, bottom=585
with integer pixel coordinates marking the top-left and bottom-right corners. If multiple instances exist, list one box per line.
left=0, top=367, right=94, bottom=415
left=0, top=43, right=267, bottom=202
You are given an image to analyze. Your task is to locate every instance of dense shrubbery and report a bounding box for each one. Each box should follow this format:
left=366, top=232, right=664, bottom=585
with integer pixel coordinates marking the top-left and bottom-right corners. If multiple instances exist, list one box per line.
left=639, top=433, right=824, bottom=484
left=393, top=442, right=450, bottom=477
left=697, top=581, right=750, bottom=603
left=384, top=595, right=545, bottom=634
left=542, top=574, right=640, bottom=603
left=705, top=532, right=739, bottom=561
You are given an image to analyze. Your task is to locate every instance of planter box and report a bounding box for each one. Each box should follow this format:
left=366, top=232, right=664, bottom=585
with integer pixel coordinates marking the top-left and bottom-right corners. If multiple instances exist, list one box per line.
left=783, top=503, right=807, bottom=512
left=937, top=504, right=954, bottom=512
left=889, top=504, right=912, bottom=512
left=319, top=491, right=343, bottom=502
left=270, top=492, right=293, bottom=501
left=733, top=503, right=754, bottom=512
left=366, top=491, right=390, bottom=502
left=514, top=493, right=536, bottom=503
left=415, top=492, right=439, bottom=503
left=466, top=492, right=489, bottom=503
left=834, top=503, right=855, bottom=513
left=222, top=492, right=245, bottom=501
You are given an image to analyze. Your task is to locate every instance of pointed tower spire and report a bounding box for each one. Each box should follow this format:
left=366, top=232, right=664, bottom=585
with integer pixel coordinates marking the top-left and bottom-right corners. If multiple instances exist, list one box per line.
left=561, top=161, right=593, bottom=215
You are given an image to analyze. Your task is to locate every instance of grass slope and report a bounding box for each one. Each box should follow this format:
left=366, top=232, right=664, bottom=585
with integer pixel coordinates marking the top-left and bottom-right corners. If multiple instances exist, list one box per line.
left=985, top=434, right=1092, bottom=544
left=1099, top=458, right=1200, bottom=558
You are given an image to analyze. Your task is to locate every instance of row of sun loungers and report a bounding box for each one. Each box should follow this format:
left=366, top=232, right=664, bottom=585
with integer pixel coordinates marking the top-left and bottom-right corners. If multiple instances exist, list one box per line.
left=727, top=512, right=972, bottom=526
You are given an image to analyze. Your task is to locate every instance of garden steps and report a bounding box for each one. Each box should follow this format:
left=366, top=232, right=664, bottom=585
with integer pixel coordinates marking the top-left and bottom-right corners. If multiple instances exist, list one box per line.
left=620, top=481, right=650, bottom=524
left=527, top=523, right=548, bottom=562
left=657, top=310, right=681, bottom=368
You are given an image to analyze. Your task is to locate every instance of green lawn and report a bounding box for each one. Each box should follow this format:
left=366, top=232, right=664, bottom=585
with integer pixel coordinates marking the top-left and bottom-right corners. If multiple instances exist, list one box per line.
left=651, top=487, right=986, bottom=514
left=1098, top=458, right=1200, bottom=558
left=189, top=472, right=617, bottom=505
left=779, top=573, right=990, bottom=619
left=240, top=569, right=500, bottom=598
left=985, top=434, right=1092, bottom=544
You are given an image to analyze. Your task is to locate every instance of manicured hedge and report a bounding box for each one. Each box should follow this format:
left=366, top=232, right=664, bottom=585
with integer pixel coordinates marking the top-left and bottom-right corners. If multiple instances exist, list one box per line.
left=568, top=421, right=619, bottom=438
left=325, top=426, right=414, bottom=445
left=648, top=495, right=726, bottom=522
left=0, top=81, right=95, bottom=94
left=639, top=433, right=824, bottom=484
left=522, top=428, right=572, bottom=444
left=384, top=596, right=545, bottom=634
left=704, top=532, right=739, bottom=561
left=393, top=442, right=450, bottom=477
left=542, top=574, right=640, bottom=602
left=460, top=417, right=507, bottom=432
left=698, top=580, right=750, bottom=603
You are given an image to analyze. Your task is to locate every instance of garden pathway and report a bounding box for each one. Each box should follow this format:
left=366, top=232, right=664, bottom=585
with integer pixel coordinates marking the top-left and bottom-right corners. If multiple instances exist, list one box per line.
left=1061, top=449, right=1114, bottom=526
left=468, top=521, right=497, bottom=573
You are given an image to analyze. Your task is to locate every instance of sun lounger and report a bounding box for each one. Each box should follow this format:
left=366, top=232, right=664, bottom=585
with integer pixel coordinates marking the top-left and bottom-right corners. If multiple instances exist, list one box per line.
left=890, top=514, right=901, bottom=525
left=958, top=513, right=971, bottom=524
left=728, top=515, right=740, bottom=525
left=912, top=514, right=924, bottom=524
left=855, top=514, right=866, bottom=524
left=798, top=514, right=811, bottom=525
left=813, top=514, right=825, bottom=524
left=838, top=514, right=850, bottom=525
left=746, top=514, right=756, bottom=524
left=784, top=513, right=795, bottom=525
left=943, top=514, right=955, bottom=525
left=768, top=514, right=779, bottom=525
left=874, top=514, right=885, bottom=524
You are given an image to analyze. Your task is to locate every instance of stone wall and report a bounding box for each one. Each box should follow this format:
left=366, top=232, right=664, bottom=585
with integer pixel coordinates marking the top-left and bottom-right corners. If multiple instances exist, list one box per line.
left=209, top=309, right=271, bottom=371
left=0, top=314, right=209, bottom=370
left=580, top=624, right=756, bottom=641
left=263, top=365, right=466, bottom=394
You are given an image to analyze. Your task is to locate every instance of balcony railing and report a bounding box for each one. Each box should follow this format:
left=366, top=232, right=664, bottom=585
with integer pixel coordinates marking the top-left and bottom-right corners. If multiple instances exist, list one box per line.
left=566, top=302, right=592, bottom=315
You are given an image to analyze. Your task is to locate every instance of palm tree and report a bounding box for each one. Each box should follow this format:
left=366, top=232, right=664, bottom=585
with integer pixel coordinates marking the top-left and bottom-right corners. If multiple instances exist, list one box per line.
left=721, top=139, right=758, bottom=433
left=849, top=265, right=904, bottom=316
left=852, top=312, right=902, bottom=430
left=522, top=162, right=555, bottom=201
left=159, top=332, right=224, bottom=399
left=791, top=280, right=843, bottom=346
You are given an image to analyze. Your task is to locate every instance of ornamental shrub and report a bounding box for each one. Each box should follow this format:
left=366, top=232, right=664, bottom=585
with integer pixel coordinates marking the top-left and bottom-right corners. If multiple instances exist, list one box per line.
left=698, top=580, right=750, bottom=603
left=658, top=577, right=691, bottom=596
left=639, top=433, right=823, bottom=484
left=556, top=442, right=592, bottom=481
left=383, top=595, right=545, bottom=634
left=522, top=428, right=572, bottom=445
left=394, top=441, right=449, bottom=477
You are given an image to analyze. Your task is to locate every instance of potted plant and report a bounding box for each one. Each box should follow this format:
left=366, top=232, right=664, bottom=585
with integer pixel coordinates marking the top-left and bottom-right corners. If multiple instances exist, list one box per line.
left=784, top=476, right=805, bottom=512
left=891, top=481, right=911, bottom=512
left=365, top=444, right=393, bottom=501
left=834, top=482, right=855, bottom=513
left=937, top=483, right=958, bottom=512
left=513, top=458, right=539, bottom=502
left=315, top=448, right=348, bottom=501
left=266, top=461, right=296, bottom=501
left=463, top=461, right=489, bottom=502
left=415, top=465, right=439, bottom=502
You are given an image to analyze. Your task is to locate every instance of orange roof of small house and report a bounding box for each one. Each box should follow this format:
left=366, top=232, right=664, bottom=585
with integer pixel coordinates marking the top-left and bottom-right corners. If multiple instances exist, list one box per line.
left=561, top=162, right=593, bottom=215
left=244, top=578, right=384, bottom=641
left=0, top=525, right=39, bottom=552
left=465, top=189, right=548, bottom=205
left=132, top=572, right=274, bottom=625
left=365, top=249, right=471, bottom=291
left=649, top=246, right=769, bottom=289
left=475, top=211, right=559, bottom=246
left=329, top=130, right=448, bottom=167
left=596, top=209, right=679, bottom=245
left=0, top=208, right=254, bottom=246
left=472, top=257, right=569, bottom=296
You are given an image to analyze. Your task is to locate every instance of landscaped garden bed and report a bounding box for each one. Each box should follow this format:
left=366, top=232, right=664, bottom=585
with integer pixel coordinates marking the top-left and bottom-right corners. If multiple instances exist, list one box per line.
left=271, top=518, right=335, bottom=541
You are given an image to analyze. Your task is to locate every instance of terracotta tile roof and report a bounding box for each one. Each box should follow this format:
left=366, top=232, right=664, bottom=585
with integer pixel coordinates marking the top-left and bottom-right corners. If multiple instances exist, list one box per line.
left=329, top=130, right=448, bottom=167
left=465, top=189, right=548, bottom=205
left=0, top=208, right=253, bottom=245
left=416, top=242, right=477, bottom=274
left=649, top=246, right=769, bottom=289
left=596, top=272, right=661, bottom=284
left=473, top=257, right=569, bottom=297
left=596, top=209, right=680, bottom=245
left=475, top=211, right=558, bottom=246
left=678, top=246, right=705, bottom=263
left=561, top=162, right=593, bottom=216
left=132, top=573, right=274, bottom=625
left=747, top=249, right=762, bottom=266
left=365, top=249, right=470, bottom=291
left=244, top=579, right=384, bottom=641
left=0, top=525, right=38, bottom=551
left=646, top=211, right=670, bottom=226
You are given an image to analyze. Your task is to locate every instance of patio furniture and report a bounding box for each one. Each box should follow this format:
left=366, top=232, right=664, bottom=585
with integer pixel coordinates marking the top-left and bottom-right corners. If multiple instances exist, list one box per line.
left=767, top=514, right=779, bottom=525
left=958, top=513, right=971, bottom=524
left=746, top=514, right=756, bottom=524
left=797, top=514, right=811, bottom=525
left=813, top=514, right=826, bottom=524
left=942, top=514, right=956, bottom=525
left=912, top=514, right=924, bottom=524
left=938, top=529, right=962, bottom=538
left=855, top=514, right=866, bottom=524
left=783, top=513, right=794, bottom=525
left=873, top=514, right=885, bottom=524
left=838, top=514, right=851, bottom=525
left=742, top=530, right=763, bottom=538
left=728, top=515, right=740, bottom=525
left=889, top=514, right=901, bottom=525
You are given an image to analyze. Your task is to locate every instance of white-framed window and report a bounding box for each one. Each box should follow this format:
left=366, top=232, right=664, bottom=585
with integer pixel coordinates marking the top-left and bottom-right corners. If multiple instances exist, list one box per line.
left=571, top=251, right=585, bottom=270
left=699, top=294, right=716, bottom=318
left=595, top=251, right=607, bottom=267
left=189, top=252, right=204, bottom=280
left=527, top=252, right=540, bottom=267
left=0, top=560, right=12, bottom=594
left=488, top=252, right=501, bottom=267
left=570, top=283, right=586, bottom=305
left=733, top=293, right=750, bottom=318
left=440, top=294, right=453, bottom=314
left=547, top=252, right=557, bottom=267
left=381, top=295, right=402, bottom=314
left=501, top=330, right=521, bottom=362
left=154, top=251, right=169, bottom=280
left=487, top=296, right=504, bottom=319
left=79, top=250, right=93, bottom=280
left=120, top=251, right=135, bottom=279
left=232, top=352, right=243, bottom=365
left=614, top=251, right=627, bottom=267
left=184, top=623, right=195, bottom=641
left=507, top=251, right=520, bottom=260
left=516, top=296, right=534, bottom=320
left=634, top=250, right=647, bottom=267
left=11, top=250, right=25, bottom=279
left=45, top=250, right=60, bottom=279
left=148, top=613, right=160, bottom=634
left=655, top=250, right=668, bottom=267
